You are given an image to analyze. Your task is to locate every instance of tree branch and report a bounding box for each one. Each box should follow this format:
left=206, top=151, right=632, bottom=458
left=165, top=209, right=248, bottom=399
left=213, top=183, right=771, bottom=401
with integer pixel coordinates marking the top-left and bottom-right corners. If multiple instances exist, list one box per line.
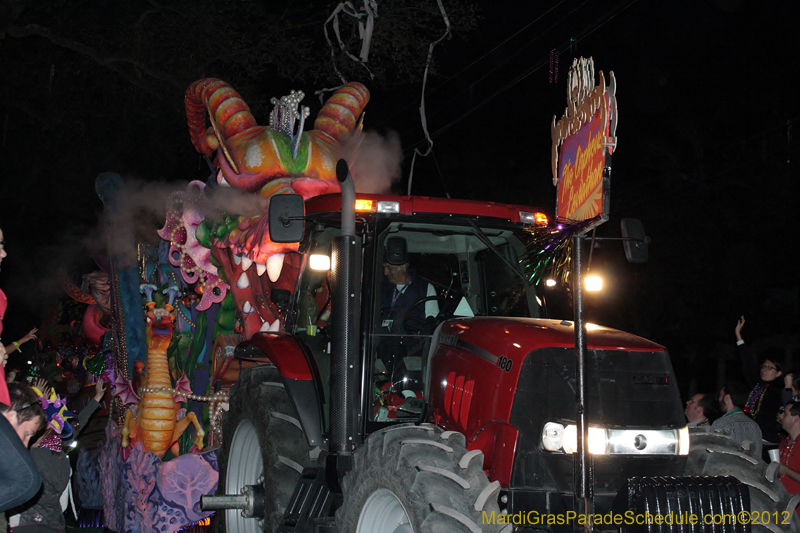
left=5, top=23, right=182, bottom=95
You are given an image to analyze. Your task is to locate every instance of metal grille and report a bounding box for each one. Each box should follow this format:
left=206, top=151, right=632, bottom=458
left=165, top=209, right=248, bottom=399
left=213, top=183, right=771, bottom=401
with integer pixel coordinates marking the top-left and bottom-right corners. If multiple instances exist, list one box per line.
left=617, top=476, right=750, bottom=533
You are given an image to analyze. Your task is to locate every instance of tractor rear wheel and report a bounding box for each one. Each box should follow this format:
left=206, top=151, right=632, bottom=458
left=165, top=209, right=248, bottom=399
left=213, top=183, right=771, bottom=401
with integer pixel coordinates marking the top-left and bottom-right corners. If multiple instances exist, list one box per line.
left=336, top=423, right=512, bottom=533
left=217, top=365, right=321, bottom=533
left=685, top=431, right=800, bottom=533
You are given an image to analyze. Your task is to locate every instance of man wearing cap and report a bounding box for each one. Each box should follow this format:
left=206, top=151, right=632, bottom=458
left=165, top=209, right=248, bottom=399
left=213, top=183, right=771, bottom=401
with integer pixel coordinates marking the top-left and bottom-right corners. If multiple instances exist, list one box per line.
left=377, top=237, right=439, bottom=379
left=379, top=236, right=439, bottom=336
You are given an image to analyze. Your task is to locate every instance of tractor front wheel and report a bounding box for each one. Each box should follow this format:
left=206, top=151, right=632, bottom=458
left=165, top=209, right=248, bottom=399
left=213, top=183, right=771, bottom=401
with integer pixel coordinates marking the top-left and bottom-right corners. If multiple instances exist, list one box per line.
left=336, top=423, right=511, bottom=533
left=217, top=365, right=321, bottom=533
left=685, top=431, right=800, bottom=533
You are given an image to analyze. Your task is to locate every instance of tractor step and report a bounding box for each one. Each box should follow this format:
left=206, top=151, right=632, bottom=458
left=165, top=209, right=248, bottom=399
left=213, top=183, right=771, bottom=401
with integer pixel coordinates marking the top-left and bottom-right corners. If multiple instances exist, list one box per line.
left=278, top=467, right=341, bottom=533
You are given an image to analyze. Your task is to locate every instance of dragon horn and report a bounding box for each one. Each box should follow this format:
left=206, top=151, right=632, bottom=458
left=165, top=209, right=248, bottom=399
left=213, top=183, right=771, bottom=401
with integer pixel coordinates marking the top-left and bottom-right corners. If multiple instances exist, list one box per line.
left=163, top=285, right=181, bottom=307
left=185, top=78, right=258, bottom=173
left=313, top=82, right=370, bottom=144
left=140, top=283, right=158, bottom=302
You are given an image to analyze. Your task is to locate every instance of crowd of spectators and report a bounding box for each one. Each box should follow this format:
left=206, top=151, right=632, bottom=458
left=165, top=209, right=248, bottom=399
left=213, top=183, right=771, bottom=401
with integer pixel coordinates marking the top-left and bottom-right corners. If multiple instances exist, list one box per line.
left=2, top=225, right=107, bottom=532
left=685, top=316, right=800, bottom=514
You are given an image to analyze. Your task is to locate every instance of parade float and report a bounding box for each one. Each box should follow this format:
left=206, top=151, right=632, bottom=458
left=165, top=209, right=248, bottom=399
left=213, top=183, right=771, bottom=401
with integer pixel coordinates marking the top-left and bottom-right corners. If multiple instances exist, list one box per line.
left=75, top=78, right=369, bottom=533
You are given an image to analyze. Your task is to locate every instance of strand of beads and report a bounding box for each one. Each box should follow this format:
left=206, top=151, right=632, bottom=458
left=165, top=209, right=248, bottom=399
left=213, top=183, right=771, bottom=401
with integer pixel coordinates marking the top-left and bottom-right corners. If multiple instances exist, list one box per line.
left=137, top=385, right=229, bottom=443
left=175, top=304, right=196, bottom=329
left=138, top=386, right=228, bottom=404
left=210, top=398, right=226, bottom=443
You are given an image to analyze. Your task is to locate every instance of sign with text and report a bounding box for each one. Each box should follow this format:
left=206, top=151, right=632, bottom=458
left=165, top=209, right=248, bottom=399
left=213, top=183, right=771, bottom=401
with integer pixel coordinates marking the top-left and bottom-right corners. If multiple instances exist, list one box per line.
left=551, top=57, right=617, bottom=230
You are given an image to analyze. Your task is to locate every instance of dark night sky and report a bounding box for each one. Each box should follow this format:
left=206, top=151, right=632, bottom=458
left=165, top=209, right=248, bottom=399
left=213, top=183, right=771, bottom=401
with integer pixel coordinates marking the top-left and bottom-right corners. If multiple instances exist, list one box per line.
left=1, top=0, right=798, bottom=392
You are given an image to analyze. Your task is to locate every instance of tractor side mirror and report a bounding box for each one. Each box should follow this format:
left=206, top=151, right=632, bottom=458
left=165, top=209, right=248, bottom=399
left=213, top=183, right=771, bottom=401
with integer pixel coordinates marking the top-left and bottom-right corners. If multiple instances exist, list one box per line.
left=621, top=218, right=649, bottom=264
left=269, top=194, right=305, bottom=243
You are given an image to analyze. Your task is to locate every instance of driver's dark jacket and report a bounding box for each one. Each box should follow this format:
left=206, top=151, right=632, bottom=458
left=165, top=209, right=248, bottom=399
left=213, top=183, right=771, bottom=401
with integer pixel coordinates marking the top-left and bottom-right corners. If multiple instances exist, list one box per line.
left=379, top=273, right=428, bottom=335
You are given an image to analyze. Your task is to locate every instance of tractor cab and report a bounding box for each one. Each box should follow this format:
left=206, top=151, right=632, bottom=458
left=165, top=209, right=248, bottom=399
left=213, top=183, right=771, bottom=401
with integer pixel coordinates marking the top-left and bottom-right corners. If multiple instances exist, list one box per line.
left=281, top=199, right=545, bottom=435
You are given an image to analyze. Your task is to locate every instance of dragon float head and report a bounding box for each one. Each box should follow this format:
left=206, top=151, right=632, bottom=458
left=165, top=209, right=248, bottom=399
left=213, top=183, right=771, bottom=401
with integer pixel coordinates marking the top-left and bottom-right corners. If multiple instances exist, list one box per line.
left=164, top=79, right=370, bottom=338
left=141, top=283, right=178, bottom=353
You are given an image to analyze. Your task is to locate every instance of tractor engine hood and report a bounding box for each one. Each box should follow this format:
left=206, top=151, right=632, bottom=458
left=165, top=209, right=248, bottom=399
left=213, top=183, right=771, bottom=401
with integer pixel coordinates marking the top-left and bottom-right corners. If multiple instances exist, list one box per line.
left=426, top=317, right=686, bottom=487
left=427, top=317, right=668, bottom=436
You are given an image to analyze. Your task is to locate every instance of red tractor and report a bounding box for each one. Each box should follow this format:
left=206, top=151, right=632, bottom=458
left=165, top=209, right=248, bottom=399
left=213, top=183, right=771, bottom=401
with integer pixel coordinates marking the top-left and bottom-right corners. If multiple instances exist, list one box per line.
left=202, top=163, right=797, bottom=533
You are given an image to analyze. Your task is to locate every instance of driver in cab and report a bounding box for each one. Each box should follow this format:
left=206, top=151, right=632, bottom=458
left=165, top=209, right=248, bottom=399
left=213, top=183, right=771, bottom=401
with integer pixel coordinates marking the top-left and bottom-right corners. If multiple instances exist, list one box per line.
left=379, top=237, right=439, bottom=336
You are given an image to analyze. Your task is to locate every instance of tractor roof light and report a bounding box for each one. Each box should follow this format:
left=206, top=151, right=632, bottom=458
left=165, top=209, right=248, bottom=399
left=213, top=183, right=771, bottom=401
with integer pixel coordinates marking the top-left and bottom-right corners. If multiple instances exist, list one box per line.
left=354, top=199, right=374, bottom=212
left=520, top=211, right=549, bottom=226
left=376, top=200, right=400, bottom=213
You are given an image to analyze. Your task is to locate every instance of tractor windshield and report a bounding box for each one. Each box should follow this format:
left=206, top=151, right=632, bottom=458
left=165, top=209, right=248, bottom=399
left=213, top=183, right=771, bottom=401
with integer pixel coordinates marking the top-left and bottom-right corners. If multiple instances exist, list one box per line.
left=369, top=220, right=539, bottom=423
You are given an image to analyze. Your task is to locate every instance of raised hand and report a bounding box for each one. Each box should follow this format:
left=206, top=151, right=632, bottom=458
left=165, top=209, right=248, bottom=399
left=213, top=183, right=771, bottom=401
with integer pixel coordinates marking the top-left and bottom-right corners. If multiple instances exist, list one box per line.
left=94, top=378, right=107, bottom=403
left=19, top=328, right=38, bottom=344
left=735, top=315, right=745, bottom=342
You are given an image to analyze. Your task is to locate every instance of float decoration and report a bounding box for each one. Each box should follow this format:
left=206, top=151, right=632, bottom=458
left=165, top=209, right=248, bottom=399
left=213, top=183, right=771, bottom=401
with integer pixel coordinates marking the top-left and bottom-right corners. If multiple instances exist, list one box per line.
left=99, top=422, right=218, bottom=533
left=58, top=267, right=113, bottom=345
left=521, top=216, right=601, bottom=286
left=120, top=289, right=205, bottom=460
left=113, top=373, right=140, bottom=406
left=181, top=80, right=369, bottom=339
left=551, top=56, right=617, bottom=229
left=94, top=78, right=371, bottom=533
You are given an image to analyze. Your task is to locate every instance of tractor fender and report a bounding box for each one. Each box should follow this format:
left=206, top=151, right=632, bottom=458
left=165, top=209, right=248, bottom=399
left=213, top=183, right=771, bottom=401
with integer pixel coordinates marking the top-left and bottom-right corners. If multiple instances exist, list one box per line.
left=469, top=420, right=520, bottom=487
left=235, top=332, right=326, bottom=448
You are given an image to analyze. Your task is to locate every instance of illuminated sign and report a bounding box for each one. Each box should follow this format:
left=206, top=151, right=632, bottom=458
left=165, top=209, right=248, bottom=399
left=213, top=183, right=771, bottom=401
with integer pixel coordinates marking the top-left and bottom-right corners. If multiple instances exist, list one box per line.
left=551, top=57, right=618, bottom=229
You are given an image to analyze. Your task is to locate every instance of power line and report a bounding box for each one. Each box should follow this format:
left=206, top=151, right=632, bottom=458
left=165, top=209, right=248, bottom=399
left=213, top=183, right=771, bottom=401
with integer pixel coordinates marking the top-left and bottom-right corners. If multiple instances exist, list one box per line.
left=404, top=0, right=641, bottom=152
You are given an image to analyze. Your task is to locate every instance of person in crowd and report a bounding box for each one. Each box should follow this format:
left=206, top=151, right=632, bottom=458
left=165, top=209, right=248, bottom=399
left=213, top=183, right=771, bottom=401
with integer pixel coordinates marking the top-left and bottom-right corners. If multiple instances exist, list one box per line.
left=685, top=393, right=718, bottom=427
left=735, top=315, right=785, bottom=443
left=7, top=378, right=106, bottom=533
left=8, top=428, right=71, bottom=533
left=3, top=327, right=38, bottom=362
left=712, top=381, right=763, bottom=458
left=782, top=371, right=800, bottom=405
left=776, top=401, right=800, bottom=515
left=1, top=226, right=45, bottom=514
left=0, top=382, right=46, bottom=512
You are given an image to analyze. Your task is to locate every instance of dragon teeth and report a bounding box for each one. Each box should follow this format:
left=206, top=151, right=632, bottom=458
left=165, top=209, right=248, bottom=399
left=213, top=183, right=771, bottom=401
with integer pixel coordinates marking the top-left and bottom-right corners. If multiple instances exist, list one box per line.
left=267, top=253, right=285, bottom=282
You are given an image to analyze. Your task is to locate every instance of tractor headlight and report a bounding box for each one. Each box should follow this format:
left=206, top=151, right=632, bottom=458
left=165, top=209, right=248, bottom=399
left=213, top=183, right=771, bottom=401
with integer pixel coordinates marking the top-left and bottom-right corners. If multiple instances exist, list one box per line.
left=541, top=422, right=607, bottom=454
left=309, top=254, right=331, bottom=271
left=678, top=426, right=690, bottom=456
left=541, top=422, right=688, bottom=455
left=542, top=422, right=566, bottom=452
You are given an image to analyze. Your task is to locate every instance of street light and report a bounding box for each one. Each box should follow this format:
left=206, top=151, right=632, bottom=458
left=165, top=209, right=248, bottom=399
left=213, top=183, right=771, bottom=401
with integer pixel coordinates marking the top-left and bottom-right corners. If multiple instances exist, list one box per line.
left=585, top=275, right=603, bottom=292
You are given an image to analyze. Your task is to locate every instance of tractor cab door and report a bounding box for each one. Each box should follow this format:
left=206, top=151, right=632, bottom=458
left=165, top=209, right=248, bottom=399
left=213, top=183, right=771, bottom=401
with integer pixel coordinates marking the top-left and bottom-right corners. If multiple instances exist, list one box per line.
left=287, top=225, right=338, bottom=430
left=367, top=220, right=538, bottom=425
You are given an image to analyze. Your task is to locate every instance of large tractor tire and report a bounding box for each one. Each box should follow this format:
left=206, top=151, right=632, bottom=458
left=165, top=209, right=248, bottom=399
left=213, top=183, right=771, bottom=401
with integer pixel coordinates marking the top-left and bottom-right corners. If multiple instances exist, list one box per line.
left=217, top=365, right=322, bottom=533
left=336, top=423, right=512, bottom=533
left=685, top=431, right=800, bottom=533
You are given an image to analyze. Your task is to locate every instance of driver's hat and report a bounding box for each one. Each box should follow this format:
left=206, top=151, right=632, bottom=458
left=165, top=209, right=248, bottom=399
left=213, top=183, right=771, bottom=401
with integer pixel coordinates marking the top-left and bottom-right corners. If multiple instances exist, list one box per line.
left=384, top=237, right=408, bottom=266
